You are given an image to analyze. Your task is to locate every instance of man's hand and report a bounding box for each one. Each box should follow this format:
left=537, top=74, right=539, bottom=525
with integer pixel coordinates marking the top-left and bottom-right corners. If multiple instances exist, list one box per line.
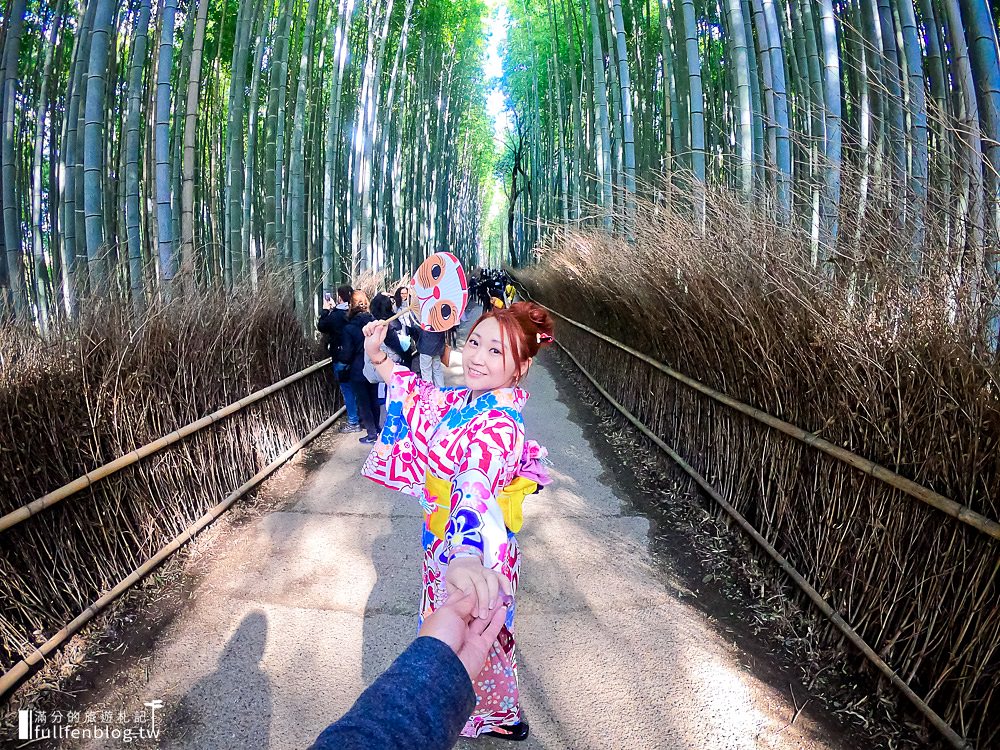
left=445, top=556, right=513, bottom=620
left=419, top=593, right=508, bottom=679
left=362, top=320, right=388, bottom=360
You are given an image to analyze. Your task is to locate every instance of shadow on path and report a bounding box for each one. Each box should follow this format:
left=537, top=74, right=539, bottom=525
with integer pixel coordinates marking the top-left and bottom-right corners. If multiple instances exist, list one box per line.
left=160, top=611, right=273, bottom=749
left=360, top=514, right=418, bottom=685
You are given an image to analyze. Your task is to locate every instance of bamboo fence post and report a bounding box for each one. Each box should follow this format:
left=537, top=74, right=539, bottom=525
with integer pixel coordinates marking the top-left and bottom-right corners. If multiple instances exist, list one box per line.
left=0, top=406, right=345, bottom=700
left=0, top=358, right=334, bottom=534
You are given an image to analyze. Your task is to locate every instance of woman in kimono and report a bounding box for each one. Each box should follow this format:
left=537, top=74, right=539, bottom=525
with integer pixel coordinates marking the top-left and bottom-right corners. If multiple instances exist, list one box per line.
left=360, top=301, right=554, bottom=741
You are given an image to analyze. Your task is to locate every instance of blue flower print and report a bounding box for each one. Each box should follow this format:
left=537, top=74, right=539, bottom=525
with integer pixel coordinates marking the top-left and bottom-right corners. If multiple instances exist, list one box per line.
left=499, top=695, right=515, bottom=712
left=446, top=508, right=484, bottom=552
left=379, top=400, right=409, bottom=444
left=419, top=488, right=437, bottom=514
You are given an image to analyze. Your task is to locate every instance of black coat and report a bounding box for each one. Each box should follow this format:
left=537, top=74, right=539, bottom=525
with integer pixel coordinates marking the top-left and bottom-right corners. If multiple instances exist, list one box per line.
left=317, top=307, right=350, bottom=356
left=416, top=329, right=446, bottom=357
left=338, top=311, right=405, bottom=382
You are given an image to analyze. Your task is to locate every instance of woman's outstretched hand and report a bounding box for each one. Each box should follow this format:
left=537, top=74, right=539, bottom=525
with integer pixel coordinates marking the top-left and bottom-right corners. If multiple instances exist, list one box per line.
left=362, top=320, right=388, bottom=360
left=445, top=556, right=513, bottom=620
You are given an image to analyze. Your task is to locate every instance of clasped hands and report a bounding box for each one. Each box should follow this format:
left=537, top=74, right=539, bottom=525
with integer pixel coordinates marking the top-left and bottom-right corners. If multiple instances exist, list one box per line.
left=445, top=555, right=512, bottom=619
left=419, top=557, right=513, bottom=679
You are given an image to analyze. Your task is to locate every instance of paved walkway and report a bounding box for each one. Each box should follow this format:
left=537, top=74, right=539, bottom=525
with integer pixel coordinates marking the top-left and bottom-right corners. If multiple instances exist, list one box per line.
left=77, top=327, right=853, bottom=749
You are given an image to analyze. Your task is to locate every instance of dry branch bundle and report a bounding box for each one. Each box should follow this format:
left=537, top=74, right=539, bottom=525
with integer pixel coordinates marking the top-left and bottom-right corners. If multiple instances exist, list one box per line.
left=0, top=282, right=339, bottom=676
left=518, top=181, right=999, bottom=748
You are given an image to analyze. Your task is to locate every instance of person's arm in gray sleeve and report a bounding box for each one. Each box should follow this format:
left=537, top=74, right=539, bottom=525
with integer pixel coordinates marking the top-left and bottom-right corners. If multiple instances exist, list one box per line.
left=308, top=637, right=474, bottom=750
left=308, top=592, right=507, bottom=750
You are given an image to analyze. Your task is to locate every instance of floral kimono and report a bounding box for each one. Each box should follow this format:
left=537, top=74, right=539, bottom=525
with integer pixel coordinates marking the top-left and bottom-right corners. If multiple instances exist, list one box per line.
left=362, top=365, right=545, bottom=737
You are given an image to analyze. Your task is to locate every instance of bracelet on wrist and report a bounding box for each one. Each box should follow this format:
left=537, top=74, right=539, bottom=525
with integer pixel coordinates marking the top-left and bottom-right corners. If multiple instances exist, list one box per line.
left=370, top=352, right=389, bottom=366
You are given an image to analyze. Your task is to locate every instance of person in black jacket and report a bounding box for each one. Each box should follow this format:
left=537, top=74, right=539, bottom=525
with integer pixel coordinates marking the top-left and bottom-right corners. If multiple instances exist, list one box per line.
left=369, top=293, right=410, bottom=422
left=339, top=291, right=404, bottom=444
left=318, top=284, right=362, bottom=433
left=370, top=293, right=409, bottom=363
left=391, top=286, right=420, bottom=370
left=474, top=268, right=493, bottom=312
left=309, top=592, right=508, bottom=750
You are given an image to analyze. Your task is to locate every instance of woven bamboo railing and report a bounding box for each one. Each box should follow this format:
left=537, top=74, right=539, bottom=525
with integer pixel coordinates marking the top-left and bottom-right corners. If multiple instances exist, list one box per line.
left=555, top=336, right=972, bottom=750
left=0, top=358, right=339, bottom=698
left=0, top=405, right=344, bottom=699
left=0, top=358, right=333, bottom=534
left=542, top=307, right=999, bottom=541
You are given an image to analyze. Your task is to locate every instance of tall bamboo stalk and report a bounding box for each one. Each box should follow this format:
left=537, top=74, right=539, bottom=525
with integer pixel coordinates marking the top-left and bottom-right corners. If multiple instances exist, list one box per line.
left=154, top=0, right=178, bottom=290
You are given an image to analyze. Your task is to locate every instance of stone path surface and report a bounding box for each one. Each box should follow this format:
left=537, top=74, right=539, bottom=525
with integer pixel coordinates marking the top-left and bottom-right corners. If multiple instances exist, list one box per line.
left=75, top=328, right=855, bottom=750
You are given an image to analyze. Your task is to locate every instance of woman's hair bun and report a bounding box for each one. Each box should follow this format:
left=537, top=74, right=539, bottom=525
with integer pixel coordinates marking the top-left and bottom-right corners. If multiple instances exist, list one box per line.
left=510, top=301, right=555, bottom=347
left=469, top=299, right=556, bottom=370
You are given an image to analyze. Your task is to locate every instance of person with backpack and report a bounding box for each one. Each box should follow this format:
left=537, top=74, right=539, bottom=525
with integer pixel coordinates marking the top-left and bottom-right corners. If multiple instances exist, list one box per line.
left=318, top=284, right=362, bottom=433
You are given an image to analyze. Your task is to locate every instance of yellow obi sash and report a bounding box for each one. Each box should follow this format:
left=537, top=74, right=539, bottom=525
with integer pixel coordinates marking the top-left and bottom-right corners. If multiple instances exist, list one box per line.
left=424, top=471, right=538, bottom=540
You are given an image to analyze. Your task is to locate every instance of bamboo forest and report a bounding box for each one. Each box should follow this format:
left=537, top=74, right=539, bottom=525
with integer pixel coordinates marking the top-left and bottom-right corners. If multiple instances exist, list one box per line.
left=1, top=0, right=999, bottom=322
left=0, top=0, right=497, bottom=324
left=2, top=0, right=1000, bottom=748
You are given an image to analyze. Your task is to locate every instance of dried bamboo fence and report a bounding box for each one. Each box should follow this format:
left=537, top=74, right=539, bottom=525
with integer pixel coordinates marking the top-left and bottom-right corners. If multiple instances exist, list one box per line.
left=546, top=306, right=978, bottom=748
left=0, top=359, right=343, bottom=697
left=0, top=399, right=343, bottom=699
left=0, top=359, right=335, bottom=533
left=516, top=217, right=999, bottom=749
left=523, top=298, right=998, bottom=748
left=0, top=288, right=341, bottom=693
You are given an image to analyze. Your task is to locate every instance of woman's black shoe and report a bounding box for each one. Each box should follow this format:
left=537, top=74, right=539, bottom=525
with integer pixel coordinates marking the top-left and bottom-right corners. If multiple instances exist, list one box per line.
left=483, top=720, right=529, bottom=741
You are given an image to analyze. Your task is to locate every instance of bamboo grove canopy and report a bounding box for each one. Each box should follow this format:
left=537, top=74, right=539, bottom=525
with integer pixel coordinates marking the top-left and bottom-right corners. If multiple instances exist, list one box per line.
left=3, top=0, right=1000, bottom=327
left=499, top=0, right=1000, bottom=300
left=0, top=0, right=496, bottom=330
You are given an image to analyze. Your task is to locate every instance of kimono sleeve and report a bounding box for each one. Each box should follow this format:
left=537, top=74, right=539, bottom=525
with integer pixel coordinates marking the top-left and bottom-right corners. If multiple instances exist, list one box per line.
left=386, top=364, right=421, bottom=402
left=362, top=366, right=466, bottom=497
left=446, top=413, right=520, bottom=565
left=384, top=366, right=465, bottom=430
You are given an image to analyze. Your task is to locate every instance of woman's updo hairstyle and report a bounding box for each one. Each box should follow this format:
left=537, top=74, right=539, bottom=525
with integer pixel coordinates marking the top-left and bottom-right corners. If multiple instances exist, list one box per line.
left=349, top=290, right=369, bottom=317
left=468, top=301, right=555, bottom=378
